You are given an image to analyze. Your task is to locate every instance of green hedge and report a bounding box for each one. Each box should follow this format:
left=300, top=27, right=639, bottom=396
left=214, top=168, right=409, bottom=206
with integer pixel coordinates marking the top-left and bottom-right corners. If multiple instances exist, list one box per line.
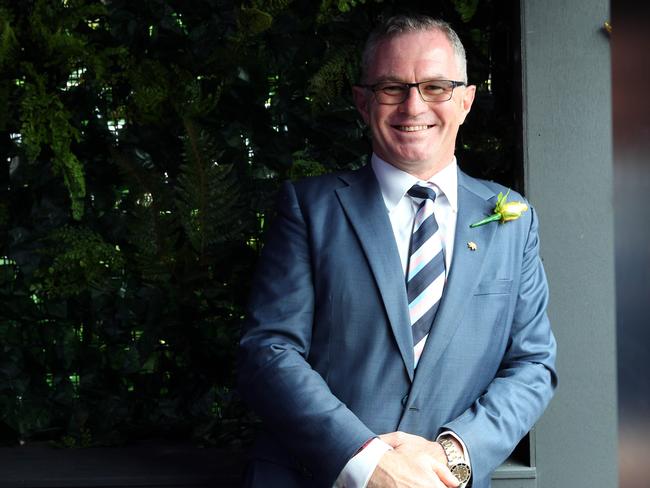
left=0, top=0, right=518, bottom=447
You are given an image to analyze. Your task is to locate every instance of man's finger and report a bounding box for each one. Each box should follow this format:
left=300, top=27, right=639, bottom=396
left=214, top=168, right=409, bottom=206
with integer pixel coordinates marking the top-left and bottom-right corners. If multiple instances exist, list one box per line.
left=431, top=459, right=460, bottom=488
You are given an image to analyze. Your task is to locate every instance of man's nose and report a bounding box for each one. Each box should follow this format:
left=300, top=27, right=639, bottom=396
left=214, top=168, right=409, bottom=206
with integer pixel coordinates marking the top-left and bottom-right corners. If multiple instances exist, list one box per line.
left=400, top=85, right=429, bottom=115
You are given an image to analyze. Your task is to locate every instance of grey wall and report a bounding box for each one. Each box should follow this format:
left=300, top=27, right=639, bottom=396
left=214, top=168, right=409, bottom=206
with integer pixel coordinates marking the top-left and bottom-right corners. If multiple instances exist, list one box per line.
left=520, top=1, right=618, bottom=487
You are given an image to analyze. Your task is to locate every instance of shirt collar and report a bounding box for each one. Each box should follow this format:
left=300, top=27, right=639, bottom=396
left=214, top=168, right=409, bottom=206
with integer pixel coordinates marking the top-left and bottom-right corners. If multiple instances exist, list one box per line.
left=371, top=154, right=458, bottom=212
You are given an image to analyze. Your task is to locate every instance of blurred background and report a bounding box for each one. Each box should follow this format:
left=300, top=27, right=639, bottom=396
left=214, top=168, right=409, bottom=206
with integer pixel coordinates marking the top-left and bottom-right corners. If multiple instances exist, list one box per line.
left=612, top=2, right=650, bottom=488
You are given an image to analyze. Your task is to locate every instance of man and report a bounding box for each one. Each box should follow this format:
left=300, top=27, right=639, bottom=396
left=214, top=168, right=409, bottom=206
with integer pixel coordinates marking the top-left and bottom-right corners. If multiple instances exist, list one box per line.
left=239, top=14, right=557, bottom=488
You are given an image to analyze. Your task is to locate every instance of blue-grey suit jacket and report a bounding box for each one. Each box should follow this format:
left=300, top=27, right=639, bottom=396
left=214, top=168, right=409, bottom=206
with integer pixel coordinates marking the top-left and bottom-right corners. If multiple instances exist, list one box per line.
left=239, top=164, right=557, bottom=488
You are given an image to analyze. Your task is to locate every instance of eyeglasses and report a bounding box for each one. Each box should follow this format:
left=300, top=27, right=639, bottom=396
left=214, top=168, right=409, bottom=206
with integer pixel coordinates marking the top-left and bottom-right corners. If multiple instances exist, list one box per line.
left=356, top=79, right=466, bottom=105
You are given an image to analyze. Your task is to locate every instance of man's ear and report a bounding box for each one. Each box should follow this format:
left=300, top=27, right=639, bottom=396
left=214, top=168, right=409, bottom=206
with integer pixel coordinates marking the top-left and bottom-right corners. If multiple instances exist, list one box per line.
left=352, top=85, right=371, bottom=125
left=458, top=84, right=476, bottom=125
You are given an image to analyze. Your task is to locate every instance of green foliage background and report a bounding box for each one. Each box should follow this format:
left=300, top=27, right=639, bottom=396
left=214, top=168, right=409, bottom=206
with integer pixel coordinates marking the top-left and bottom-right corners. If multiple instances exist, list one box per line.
left=0, top=0, right=519, bottom=447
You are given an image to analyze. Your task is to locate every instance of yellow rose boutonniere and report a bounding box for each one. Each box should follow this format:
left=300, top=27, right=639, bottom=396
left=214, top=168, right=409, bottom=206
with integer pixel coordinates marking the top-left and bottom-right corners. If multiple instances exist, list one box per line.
left=470, top=191, right=529, bottom=228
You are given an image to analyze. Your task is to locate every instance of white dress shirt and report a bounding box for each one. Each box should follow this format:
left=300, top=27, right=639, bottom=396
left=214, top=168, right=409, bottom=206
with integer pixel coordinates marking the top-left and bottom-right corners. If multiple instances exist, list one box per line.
left=333, top=154, right=470, bottom=488
left=371, top=154, right=458, bottom=273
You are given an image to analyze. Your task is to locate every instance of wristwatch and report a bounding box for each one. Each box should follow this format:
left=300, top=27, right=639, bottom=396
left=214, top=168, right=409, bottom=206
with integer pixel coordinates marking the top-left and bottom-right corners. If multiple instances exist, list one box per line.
left=439, top=436, right=471, bottom=484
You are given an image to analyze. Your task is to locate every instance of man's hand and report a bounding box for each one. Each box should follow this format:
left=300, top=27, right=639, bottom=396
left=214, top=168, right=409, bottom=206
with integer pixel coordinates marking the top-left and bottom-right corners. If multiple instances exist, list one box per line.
left=366, top=431, right=460, bottom=488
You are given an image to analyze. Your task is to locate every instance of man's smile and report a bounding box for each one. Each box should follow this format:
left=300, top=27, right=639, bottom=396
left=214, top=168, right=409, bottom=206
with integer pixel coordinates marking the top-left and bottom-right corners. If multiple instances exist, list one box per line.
left=393, top=124, right=435, bottom=132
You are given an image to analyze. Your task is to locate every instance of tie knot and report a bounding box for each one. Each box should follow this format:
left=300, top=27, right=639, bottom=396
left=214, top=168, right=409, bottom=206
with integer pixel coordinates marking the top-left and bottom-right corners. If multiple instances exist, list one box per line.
left=408, top=185, right=437, bottom=202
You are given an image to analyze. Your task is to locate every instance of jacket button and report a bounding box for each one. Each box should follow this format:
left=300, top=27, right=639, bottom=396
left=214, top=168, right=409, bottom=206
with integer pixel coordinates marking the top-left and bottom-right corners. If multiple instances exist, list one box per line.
left=401, top=395, right=408, bottom=406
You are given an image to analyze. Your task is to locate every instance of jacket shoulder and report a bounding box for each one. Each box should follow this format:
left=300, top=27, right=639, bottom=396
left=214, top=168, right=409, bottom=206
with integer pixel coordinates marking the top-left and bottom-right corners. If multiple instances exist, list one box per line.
left=459, top=170, right=526, bottom=203
left=284, top=165, right=374, bottom=204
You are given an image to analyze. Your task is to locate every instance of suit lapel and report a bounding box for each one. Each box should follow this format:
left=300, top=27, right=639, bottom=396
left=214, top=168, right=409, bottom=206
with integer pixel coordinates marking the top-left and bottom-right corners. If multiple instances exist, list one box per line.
left=411, top=170, right=499, bottom=384
left=336, top=166, right=415, bottom=381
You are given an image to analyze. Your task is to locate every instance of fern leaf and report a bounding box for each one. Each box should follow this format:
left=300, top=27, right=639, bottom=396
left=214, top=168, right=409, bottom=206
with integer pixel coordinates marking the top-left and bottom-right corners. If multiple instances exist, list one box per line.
left=176, top=121, right=244, bottom=255
left=308, top=46, right=357, bottom=111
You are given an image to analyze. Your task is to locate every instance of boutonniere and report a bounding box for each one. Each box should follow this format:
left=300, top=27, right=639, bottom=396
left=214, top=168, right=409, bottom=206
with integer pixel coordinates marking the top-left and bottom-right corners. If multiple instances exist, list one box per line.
left=470, top=191, right=529, bottom=228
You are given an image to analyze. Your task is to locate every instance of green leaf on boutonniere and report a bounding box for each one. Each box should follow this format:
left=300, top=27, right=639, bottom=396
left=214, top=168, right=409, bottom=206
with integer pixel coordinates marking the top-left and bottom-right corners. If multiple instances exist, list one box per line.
left=470, top=191, right=529, bottom=228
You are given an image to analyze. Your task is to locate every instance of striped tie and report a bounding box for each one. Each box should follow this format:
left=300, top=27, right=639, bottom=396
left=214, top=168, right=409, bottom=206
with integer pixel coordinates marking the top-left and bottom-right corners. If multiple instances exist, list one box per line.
left=406, top=185, right=446, bottom=367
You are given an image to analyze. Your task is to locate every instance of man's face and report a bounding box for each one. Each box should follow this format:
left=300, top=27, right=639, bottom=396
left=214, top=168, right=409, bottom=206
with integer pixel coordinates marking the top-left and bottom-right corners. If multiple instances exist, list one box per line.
left=353, top=30, right=476, bottom=179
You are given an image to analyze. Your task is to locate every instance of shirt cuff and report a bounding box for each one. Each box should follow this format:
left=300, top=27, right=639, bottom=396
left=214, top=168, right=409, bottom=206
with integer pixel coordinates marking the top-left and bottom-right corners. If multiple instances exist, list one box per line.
left=332, top=438, right=392, bottom=488
left=437, top=430, right=472, bottom=488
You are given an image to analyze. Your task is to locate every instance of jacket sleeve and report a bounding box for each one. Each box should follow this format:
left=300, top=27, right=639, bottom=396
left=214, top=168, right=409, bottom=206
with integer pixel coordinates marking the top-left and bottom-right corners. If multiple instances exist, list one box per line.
left=441, top=206, right=558, bottom=484
left=238, top=180, right=375, bottom=484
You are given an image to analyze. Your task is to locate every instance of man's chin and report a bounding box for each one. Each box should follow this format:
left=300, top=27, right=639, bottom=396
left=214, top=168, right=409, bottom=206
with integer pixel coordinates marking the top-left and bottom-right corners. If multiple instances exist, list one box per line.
left=381, top=157, right=449, bottom=178
left=390, top=143, right=441, bottom=162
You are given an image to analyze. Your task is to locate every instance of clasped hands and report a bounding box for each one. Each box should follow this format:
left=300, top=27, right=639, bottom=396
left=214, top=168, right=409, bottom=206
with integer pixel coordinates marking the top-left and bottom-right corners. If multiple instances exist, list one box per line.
left=367, top=431, right=461, bottom=488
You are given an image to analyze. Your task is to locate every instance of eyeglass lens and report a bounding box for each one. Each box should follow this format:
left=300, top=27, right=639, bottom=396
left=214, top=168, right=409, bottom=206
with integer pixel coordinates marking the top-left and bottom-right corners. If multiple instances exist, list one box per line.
left=373, top=80, right=457, bottom=104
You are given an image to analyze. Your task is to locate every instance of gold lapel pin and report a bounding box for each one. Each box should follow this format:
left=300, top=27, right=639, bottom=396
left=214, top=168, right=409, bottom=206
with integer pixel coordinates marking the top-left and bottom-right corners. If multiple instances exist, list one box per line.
left=467, top=241, right=478, bottom=251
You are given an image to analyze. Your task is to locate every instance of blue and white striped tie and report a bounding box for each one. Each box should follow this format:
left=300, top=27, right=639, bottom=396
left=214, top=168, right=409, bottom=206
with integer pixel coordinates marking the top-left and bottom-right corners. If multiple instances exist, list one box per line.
left=406, top=185, right=446, bottom=367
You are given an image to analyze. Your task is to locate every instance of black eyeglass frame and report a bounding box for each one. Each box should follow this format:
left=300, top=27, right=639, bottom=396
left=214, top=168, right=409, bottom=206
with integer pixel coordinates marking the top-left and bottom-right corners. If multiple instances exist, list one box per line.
left=355, top=79, right=467, bottom=105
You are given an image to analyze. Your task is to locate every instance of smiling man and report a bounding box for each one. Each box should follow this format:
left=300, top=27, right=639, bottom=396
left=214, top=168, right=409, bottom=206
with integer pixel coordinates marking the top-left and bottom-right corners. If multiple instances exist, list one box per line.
left=239, top=15, right=557, bottom=488
left=353, top=27, right=474, bottom=180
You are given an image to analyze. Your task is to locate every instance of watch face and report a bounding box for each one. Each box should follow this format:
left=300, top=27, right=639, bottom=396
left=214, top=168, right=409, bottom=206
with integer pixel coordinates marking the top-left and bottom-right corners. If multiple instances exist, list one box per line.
left=451, top=463, right=471, bottom=483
